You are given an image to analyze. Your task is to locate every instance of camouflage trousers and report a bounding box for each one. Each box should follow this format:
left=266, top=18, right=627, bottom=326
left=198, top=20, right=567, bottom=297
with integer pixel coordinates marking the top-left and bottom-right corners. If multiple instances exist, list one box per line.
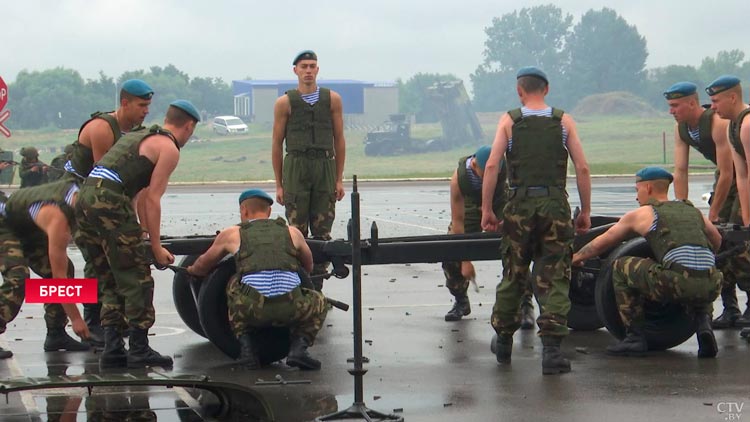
left=282, top=153, right=336, bottom=276
left=75, top=184, right=155, bottom=331
left=612, top=257, right=722, bottom=327
left=226, top=276, right=328, bottom=344
left=712, top=168, right=741, bottom=224
left=718, top=245, right=750, bottom=293
left=442, top=222, right=534, bottom=307
left=491, top=196, right=573, bottom=337
left=0, top=225, right=69, bottom=334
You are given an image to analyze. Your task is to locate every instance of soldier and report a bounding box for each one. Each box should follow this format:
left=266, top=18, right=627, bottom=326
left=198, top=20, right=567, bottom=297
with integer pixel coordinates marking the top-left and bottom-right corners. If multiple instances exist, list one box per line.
left=19, top=147, right=48, bottom=188
left=0, top=179, right=91, bottom=359
left=663, top=81, right=746, bottom=329
left=706, top=75, right=750, bottom=329
left=48, top=144, right=74, bottom=182
left=187, top=189, right=328, bottom=370
left=272, top=50, right=346, bottom=289
left=481, top=66, right=592, bottom=375
left=443, top=145, right=536, bottom=327
left=67, top=79, right=153, bottom=348
left=573, top=167, right=722, bottom=358
left=75, top=99, right=199, bottom=369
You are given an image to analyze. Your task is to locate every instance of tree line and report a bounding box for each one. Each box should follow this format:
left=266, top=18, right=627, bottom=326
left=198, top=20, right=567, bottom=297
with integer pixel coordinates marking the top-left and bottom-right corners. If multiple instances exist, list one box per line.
left=7, top=65, right=232, bottom=130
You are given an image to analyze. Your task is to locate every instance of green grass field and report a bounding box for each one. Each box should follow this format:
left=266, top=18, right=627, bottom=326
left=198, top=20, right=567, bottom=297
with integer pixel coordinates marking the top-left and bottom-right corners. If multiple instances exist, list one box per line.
left=1, top=114, right=715, bottom=184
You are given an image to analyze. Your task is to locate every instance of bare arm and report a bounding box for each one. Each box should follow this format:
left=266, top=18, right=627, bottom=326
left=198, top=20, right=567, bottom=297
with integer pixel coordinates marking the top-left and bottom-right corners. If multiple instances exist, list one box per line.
left=80, top=119, right=117, bottom=162
left=673, top=125, right=690, bottom=200
left=36, top=204, right=89, bottom=339
left=140, top=137, right=180, bottom=264
left=740, top=118, right=750, bottom=225
left=563, top=114, right=592, bottom=234
left=289, top=226, right=313, bottom=273
left=272, top=96, right=290, bottom=204
left=572, top=207, right=648, bottom=264
left=481, top=114, right=511, bottom=232
left=449, top=170, right=465, bottom=235
left=188, top=226, right=240, bottom=277
left=331, top=91, right=346, bottom=201
left=701, top=214, right=722, bottom=252
left=709, top=117, right=733, bottom=222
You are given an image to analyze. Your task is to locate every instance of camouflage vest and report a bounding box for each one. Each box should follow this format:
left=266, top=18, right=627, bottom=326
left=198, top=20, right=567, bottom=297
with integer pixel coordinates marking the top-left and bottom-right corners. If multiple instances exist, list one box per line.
left=70, top=111, right=121, bottom=178
left=644, top=199, right=711, bottom=264
left=456, top=155, right=507, bottom=233
left=5, top=180, right=77, bottom=234
left=506, top=108, right=568, bottom=189
left=284, top=88, right=334, bottom=153
left=96, top=125, right=175, bottom=198
left=728, top=108, right=750, bottom=159
left=677, top=108, right=717, bottom=164
left=235, top=218, right=299, bottom=275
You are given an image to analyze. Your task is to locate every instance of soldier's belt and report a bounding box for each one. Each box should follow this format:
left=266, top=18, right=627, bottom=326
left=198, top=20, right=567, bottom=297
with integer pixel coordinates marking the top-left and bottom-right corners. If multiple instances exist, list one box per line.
left=509, top=186, right=562, bottom=198
left=287, top=149, right=334, bottom=159
left=84, top=177, right=125, bottom=193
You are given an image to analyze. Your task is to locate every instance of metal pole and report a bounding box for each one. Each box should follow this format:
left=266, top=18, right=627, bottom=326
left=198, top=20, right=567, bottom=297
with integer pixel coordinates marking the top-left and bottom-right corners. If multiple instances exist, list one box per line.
left=350, top=175, right=365, bottom=403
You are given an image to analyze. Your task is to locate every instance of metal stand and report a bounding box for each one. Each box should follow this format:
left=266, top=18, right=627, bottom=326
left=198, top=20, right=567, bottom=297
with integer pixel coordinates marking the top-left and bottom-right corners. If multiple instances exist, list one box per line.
left=317, top=176, right=403, bottom=422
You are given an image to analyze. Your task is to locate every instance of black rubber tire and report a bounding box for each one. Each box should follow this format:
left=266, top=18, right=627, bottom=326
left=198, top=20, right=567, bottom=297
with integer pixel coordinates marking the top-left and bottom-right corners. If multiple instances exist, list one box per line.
left=172, top=255, right=206, bottom=338
left=595, top=237, right=696, bottom=351
left=197, top=258, right=290, bottom=364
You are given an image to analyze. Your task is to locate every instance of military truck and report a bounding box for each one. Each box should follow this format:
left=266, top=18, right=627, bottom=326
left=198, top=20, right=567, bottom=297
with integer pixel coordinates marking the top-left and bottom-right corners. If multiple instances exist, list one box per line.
left=364, top=80, right=484, bottom=156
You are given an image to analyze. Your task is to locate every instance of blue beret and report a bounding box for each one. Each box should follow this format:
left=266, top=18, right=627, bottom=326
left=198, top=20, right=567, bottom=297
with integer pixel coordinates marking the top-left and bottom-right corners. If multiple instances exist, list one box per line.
left=473, top=145, right=491, bottom=170
left=293, top=50, right=317, bottom=65
left=169, top=99, right=201, bottom=122
left=238, top=189, right=273, bottom=205
left=663, top=82, right=697, bottom=100
left=517, top=66, right=548, bottom=84
left=705, top=75, right=741, bottom=96
left=635, top=167, right=673, bottom=183
left=121, top=79, right=154, bottom=99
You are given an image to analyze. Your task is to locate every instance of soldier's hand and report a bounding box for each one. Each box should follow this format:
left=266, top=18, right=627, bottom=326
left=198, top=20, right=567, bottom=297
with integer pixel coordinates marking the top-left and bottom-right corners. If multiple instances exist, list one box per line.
left=574, top=212, right=591, bottom=235
left=153, top=246, right=175, bottom=267
left=30, top=166, right=39, bottom=172
left=460, top=261, right=476, bottom=280
left=481, top=212, right=499, bottom=232
left=335, top=180, right=345, bottom=201
left=276, top=186, right=285, bottom=205
left=71, top=319, right=90, bottom=340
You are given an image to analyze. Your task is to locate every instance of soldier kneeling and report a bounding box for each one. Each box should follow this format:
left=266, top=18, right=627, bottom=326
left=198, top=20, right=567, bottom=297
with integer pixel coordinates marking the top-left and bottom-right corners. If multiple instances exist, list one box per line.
left=188, top=189, right=328, bottom=369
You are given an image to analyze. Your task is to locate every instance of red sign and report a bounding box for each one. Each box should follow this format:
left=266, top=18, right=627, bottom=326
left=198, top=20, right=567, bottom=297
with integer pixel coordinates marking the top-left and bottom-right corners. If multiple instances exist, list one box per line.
left=0, top=76, right=7, bottom=111
left=25, top=278, right=98, bottom=303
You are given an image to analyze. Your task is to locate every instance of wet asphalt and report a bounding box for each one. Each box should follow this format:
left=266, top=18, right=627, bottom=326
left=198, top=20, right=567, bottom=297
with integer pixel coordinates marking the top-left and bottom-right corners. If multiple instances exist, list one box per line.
left=0, top=175, right=748, bottom=421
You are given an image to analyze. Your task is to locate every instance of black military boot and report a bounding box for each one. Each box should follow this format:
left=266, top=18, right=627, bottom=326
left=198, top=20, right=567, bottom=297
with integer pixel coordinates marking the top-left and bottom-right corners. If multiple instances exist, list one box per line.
left=0, top=345, right=13, bottom=359
left=541, top=336, right=571, bottom=375
left=99, top=326, right=127, bottom=368
left=83, top=304, right=105, bottom=349
left=495, top=334, right=513, bottom=364
left=735, top=300, right=750, bottom=327
left=444, top=295, right=471, bottom=322
left=520, top=303, right=535, bottom=330
left=606, top=326, right=647, bottom=357
left=237, top=333, right=260, bottom=369
left=44, top=328, right=90, bottom=352
left=696, top=313, right=718, bottom=358
left=712, top=287, right=741, bottom=328
left=126, top=328, right=173, bottom=368
left=286, top=337, right=321, bottom=370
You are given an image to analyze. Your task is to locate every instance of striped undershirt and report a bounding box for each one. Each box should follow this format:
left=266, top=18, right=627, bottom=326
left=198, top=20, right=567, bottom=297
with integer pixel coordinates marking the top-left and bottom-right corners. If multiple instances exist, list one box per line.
left=300, top=87, right=320, bottom=106
left=465, top=158, right=482, bottom=190
left=89, top=166, right=123, bottom=183
left=687, top=126, right=701, bottom=142
left=240, top=270, right=301, bottom=297
left=28, top=184, right=79, bottom=220
left=650, top=206, right=715, bottom=270
left=508, top=107, right=569, bottom=151
left=0, top=202, right=5, bottom=218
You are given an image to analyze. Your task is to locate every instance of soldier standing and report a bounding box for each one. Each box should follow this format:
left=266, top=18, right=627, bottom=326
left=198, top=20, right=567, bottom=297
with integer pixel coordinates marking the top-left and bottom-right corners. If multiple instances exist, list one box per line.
left=481, top=66, right=592, bottom=375
left=187, top=189, right=328, bottom=370
left=272, top=50, right=346, bottom=289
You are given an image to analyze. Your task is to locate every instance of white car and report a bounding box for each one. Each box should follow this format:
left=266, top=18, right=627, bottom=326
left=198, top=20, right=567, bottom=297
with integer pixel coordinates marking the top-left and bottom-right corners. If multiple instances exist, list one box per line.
left=212, top=116, right=248, bottom=135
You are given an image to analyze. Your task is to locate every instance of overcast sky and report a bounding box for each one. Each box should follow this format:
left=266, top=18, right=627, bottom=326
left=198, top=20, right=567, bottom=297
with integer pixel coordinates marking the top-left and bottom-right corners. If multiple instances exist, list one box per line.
left=5, top=0, right=750, bottom=87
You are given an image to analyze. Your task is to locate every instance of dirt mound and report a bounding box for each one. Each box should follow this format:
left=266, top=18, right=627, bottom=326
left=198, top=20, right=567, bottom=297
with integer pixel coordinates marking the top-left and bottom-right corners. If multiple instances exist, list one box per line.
left=572, top=91, right=658, bottom=117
